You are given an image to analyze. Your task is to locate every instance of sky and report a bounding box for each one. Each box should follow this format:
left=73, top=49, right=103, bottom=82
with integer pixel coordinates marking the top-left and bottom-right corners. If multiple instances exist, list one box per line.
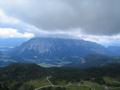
left=0, top=0, right=120, bottom=46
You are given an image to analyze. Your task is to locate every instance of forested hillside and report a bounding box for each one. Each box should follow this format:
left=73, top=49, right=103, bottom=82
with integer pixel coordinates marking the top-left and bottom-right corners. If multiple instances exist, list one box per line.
left=0, top=63, right=120, bottom=90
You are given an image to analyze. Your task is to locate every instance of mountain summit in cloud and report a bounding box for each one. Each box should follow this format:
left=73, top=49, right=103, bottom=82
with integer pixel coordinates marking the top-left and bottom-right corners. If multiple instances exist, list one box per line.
left=10, top=37, right=107, bottom=59
left=9, top=37, right=120, bottom=67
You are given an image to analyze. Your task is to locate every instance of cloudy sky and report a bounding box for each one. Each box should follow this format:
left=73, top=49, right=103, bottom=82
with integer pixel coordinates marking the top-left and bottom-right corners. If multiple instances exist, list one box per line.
left=0, top=0, right=120, bottom=46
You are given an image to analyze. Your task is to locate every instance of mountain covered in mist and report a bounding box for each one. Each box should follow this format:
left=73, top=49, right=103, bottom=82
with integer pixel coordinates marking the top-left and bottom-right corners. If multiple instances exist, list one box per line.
left=10, top=37, right=107, bottom=59
left=8, top=37, right=120, bottom=68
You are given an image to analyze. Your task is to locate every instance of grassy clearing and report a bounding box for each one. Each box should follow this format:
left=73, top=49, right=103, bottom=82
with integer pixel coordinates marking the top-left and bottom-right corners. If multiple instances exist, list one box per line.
left=103, top=77, right=120, bottom=86
left=26, top=79, right=50, bottom=88
left=109, top=87, right=120, bottom=90
left=67, top=85, right=91, bottom=90
left=25, top=78, right=120, bottom=90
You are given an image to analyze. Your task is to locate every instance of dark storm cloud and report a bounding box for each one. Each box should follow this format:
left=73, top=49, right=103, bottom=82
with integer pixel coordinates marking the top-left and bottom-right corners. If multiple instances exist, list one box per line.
left=0, top=0, right=120, bottom=35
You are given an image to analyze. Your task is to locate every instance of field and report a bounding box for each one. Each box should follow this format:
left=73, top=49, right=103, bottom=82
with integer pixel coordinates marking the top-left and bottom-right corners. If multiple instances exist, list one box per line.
left=25, top=77, right=120, bottom=90
left=26, top=78, right=51, bottom=88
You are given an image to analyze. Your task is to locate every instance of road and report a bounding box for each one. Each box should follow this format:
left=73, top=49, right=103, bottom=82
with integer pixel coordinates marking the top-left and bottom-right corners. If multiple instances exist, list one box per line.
left=46, top=76, right=54, bottom=87
left=34, top=76, right=54, bottom=90
left=34, top=76, right=96, bottom=90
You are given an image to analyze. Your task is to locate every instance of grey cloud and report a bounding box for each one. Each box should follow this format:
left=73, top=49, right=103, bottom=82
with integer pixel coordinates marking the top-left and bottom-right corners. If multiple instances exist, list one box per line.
left=0, top=0, right=120, bottom=35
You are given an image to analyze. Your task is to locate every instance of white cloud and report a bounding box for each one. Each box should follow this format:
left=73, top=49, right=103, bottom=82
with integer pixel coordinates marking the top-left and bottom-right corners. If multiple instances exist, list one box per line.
left=0, top=9, right=35, bottom=38
left=0, top=0, right=120, bottom=35
left=0, top=4, right=120, bottom=46
left=76, top=33, right=120, bottom=46
left=0, top=9, right=20, bottom=24
left=0, top=28, right=34, bottom=38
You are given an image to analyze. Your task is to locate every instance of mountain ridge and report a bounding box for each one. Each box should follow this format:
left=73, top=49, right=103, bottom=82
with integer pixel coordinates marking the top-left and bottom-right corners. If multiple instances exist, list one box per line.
left=10, top=37, right=107, bottom=59
left=8, top=37, right=120, bottom=68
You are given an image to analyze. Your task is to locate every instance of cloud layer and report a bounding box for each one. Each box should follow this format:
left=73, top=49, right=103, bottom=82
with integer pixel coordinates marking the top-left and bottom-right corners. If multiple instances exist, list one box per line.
left=0, top=0, right=120, bottom=46
left=0, top=28, right=34, bottom=38
left=0, top=0, right=120, bottom=35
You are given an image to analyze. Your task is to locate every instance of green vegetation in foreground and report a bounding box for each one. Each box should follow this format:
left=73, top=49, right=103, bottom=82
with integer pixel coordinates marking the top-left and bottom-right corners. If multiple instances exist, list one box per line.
left=67, top=85, right=90, bottom=90
left=27, top=79, right=50, bottom=88
left=27, top=79, right=118, bottom=90
left=104, top=77, right=120, bottom=86
left=0, top=63, right=120, bottom=90
left=109, top=87, right=120, bottom=90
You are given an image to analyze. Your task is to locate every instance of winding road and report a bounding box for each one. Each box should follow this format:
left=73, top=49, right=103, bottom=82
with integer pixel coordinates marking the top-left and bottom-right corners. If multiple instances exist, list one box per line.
left=34, top=76, right=54, bottom=90
left=34, top=76, right=97, bottom=90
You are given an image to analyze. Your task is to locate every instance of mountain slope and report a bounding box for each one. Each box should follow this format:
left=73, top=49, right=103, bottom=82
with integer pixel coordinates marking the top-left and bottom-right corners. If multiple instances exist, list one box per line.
left=10, top=37, right=107, bottom=60
left=107, top=46, right=120, bottom=56
left=9, top=37, right=120, bottom=68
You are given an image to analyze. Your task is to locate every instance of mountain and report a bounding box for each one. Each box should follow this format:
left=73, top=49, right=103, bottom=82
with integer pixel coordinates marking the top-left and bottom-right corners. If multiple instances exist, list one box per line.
left=10, top=38, right=107, bottom=59
left=9, top=37, right=120, bottom=67
left=9, top=37, right=110, bottom=67
left=107, top=46, right=120, bottom=56
left=65, top=54, right=120, bottom=68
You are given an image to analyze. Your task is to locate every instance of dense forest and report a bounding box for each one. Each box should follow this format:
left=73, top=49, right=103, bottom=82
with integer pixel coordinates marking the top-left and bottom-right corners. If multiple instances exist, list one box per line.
left=0, top=63, right=120, bottom=90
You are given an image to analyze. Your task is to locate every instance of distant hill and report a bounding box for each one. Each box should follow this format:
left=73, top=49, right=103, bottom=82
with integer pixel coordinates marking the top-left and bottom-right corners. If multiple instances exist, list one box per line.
left=0, top=63, right=47, bottom=81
